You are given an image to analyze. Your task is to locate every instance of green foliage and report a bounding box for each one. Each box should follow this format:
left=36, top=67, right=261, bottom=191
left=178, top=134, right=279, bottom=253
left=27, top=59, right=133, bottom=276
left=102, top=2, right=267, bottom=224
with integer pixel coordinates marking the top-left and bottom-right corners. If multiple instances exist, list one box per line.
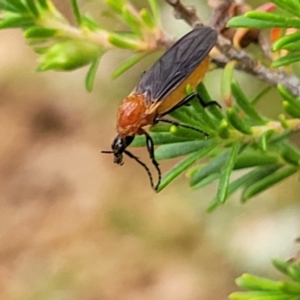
left=1, top=0, right=299, bottom=209
left=128, top=0, right=300, bottom=206
left=1, top=1, right=300, bottom=299
left=133, top=79, right=300, bottom=207
left=228, top=0, right=300, bottom=67
left=230, top=258, right=300, bottom=300
left=0, top=0, right=161, bottom=90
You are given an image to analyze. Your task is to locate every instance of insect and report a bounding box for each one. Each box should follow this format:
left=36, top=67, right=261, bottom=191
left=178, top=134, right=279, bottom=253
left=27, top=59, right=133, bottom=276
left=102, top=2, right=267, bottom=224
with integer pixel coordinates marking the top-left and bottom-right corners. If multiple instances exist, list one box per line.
left=102, top=26, right=218, bottom=190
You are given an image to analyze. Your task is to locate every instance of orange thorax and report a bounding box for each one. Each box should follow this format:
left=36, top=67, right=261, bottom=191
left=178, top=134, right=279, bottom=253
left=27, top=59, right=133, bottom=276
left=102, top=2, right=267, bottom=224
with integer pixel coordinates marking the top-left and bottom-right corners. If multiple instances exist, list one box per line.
left=117, top=93, right=155, bottom=137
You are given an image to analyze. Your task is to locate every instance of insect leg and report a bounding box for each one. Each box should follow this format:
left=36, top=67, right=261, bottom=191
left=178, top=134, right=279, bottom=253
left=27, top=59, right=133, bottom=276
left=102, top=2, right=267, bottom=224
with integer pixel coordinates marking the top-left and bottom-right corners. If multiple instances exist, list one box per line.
left=154, top=93, right=207, bottom=135
left=195, top=93, right=221, bottom=109
left=154, top=117, right=208, bottom=136
left=124, top=149, right=156, bottom=190
left=160, top=92, right=198, bottom=116
left=143, top=131, right=161, bottom=190
left=159, top=92, right=220, bottom=118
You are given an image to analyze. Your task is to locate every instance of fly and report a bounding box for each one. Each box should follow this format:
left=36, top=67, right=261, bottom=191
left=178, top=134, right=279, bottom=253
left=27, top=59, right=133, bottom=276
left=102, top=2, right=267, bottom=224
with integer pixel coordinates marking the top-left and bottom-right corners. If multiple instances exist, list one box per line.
left=102, top=26, right=218, bottom=190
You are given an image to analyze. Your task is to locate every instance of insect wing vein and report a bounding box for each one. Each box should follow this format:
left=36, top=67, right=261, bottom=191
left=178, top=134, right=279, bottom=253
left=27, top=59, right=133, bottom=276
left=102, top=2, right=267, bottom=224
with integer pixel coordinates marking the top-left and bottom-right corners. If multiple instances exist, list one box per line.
left=136, top=26, right=217, bottom=103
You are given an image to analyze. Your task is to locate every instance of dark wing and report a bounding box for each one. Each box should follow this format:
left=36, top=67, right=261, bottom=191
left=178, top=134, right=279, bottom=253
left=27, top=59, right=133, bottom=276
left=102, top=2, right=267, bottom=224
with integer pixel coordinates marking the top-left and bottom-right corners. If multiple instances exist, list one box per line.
left=136, top=26, right=217, bottom=103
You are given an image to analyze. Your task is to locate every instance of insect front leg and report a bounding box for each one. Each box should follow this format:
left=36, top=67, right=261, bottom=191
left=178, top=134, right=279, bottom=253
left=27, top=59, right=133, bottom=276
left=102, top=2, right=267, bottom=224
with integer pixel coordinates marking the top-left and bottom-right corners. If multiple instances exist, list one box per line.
left=142, top=130, right=161, bottom=190
left=124, top=149, right=156, bottom=190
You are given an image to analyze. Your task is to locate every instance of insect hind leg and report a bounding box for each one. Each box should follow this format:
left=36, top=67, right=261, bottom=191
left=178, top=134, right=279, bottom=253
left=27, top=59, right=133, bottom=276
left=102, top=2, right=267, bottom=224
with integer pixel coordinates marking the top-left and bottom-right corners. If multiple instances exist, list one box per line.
left=154, top=92, right=217, bottom=136
left=154, top=117, right=208, bottom=137
left=194, top=93, right=221, bottom=109
left=160, top=92, right=220, bottom=117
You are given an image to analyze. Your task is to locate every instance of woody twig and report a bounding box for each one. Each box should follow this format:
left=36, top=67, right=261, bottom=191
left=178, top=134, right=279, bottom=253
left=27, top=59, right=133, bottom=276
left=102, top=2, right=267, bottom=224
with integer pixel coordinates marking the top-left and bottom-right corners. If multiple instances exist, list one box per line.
left=165, top=0, right=300, bottom=97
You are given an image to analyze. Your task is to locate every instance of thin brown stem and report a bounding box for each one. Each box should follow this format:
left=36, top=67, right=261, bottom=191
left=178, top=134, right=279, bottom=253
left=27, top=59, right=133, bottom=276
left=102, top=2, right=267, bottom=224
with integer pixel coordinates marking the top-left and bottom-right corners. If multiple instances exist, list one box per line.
left=165, top=0, right=202, bottom=27
left=164, top=0, right=300, bottom=97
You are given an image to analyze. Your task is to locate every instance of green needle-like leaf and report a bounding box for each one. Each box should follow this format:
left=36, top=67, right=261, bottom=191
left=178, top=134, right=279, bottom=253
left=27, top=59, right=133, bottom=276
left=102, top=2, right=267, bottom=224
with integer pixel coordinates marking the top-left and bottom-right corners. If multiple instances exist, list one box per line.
left=226, top=107, right=252, bottom=134
left=169, top=105, right=200, bottom=126
left=230, top=291, right=293, bottom=300
left=280, top=40, right=300, bottom=52
left=216, top=141, right=240, bottom=203
left=269, top=132, right=291, bottom=145
left=272, top=52, right=300, bottom=68
left=208, top=166, right=281, bottom=212
left=258, top=130, right=275, bottom=152
left=170, top=106, right=212, bottom=134
left=150, top=124, right=172, bottom=132
left=37, top=40, right=102, bottom=71
left=236, top=274, right=280, bottom=291
left=24, top=0, right=39, bottom=17
left=170, top=125, right=208, bottom=140
left=140, top=8, right=155, bottom=28
left=157, top=141, right=217, bottom=192
left=271, top=0, right=300, bottom=18
left=190, top=98, right=218, bottom=130
left=111, top=53, right=146, bottom=79
left=218, top=119, right=231, bottom=139
left=122, top=5, right=142, bottom=36
left=71, top=0, right=82, bottom=25
left=247, top=11, right=300, bottom=28
left=231, top=80, right=266, bottom=124
left=283, top=101, right=300, bottom=118
left=243, top=164, right=282, bottom=187
left=37, top=0, right=48, bottom=9
left=0, top=1, right=28, bottom=12
left=191, top=173, right=220, bottom=189
left=190, top=149, right=231, bottom=186
left=197, top=83, right=223, bottom=120
left=105, top=0, right=125, bottom=14
left=82, top=15, right=102, bottom=31
left=242, top=166, right=298, bottom=201
left=280, top=141, right=300, bottom=165
left=272, top=259, right=290, bottom=276
left=24, top=26, right=57, bottom=38
left=85, top=57, right=101, bottom=92
left=228, top=14, right=300, bottom=28
left=108, top=33, right=138, bottom=49
left=278, top=84, right=300, bottom=110
left=155, top=140, right=214, bottom=160
left=287, top=266, right=300, bottom=282
left=278, top=281, right=300, bottom=295
left=272, top=31, right=300, bottom=51
left=0, top=16, right=33, bottom=29
left=131, top=132, right=192, bottom=147
left=221, top=60, right=235, bottom=106
left=148, top=0, right=160, bottom=25
left=234, top=150, right=279, bottom=169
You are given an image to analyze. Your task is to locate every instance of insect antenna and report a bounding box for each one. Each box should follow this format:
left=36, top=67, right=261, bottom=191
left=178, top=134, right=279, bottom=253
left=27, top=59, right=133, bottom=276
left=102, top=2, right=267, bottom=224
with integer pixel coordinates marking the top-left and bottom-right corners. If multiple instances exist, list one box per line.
left=124, top=149, right=158, bottom=190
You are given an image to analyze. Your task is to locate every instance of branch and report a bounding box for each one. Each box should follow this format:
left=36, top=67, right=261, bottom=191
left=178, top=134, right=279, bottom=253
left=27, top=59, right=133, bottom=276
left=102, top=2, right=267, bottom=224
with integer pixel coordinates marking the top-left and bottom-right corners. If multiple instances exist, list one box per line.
left=216, top=35, right=300, bottom=96
left=164, top=0, right=300, bottom=98
left=165, top=0, right=201, bottom=27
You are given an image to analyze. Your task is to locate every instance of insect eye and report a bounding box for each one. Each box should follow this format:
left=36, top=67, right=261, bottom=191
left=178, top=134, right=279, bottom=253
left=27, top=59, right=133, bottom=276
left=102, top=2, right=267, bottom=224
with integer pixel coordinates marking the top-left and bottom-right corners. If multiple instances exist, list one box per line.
left=112, top=136, right=123, bottom=153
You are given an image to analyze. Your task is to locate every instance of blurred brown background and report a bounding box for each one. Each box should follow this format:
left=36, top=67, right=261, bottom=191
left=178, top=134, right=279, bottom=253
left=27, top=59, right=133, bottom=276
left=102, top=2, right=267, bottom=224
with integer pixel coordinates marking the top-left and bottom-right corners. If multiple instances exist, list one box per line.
left=0, top=1, right=300, bottom=299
